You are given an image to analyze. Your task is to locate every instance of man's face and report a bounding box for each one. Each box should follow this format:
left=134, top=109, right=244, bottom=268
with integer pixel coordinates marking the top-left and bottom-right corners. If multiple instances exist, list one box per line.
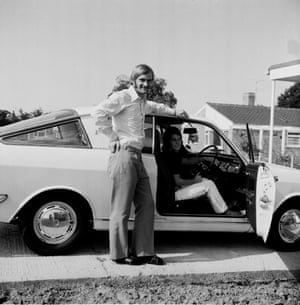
left=133, top=72, right=153, bottom=97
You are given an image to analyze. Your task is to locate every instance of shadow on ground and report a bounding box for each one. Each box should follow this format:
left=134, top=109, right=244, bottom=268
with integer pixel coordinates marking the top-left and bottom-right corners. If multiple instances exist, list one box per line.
left=0, top=222, right=299, bottom=281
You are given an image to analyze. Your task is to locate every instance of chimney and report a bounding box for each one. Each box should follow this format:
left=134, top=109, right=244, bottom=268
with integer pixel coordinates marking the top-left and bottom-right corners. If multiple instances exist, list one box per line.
left=243, top=92, right=255, bottom=106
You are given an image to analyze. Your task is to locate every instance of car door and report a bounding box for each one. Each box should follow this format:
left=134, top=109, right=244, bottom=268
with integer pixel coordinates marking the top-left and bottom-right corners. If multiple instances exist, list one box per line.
left=246, top=162, right=276, bottom=242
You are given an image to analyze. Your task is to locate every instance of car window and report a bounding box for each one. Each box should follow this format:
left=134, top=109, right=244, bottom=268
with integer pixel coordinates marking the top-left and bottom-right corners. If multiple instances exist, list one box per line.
left=181, top=123, right=236, bottom=156
left=143, top=127, right=154, bottom=153
left=3, top=121, right=89, bottom=148
left=142, top=121, right=162, bottom=154
left=157, top=120, right=238, bottom=159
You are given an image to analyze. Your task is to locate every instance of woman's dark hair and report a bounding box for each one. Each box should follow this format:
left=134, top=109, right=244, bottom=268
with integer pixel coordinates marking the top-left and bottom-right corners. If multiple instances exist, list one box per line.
left=162, top=126, right=182, bottom=152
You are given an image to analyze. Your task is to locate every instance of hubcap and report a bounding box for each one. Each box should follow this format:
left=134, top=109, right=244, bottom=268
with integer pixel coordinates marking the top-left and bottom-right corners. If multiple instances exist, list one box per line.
left=278, top=209, right=300, bottom=244
left=33, top=201, right=77, bottom=244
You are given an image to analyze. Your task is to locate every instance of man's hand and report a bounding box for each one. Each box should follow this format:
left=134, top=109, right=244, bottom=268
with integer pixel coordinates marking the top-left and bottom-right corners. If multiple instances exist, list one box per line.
left=175, top=109, right=189, bottom=118
left=109, top=139, right=121, bottom=153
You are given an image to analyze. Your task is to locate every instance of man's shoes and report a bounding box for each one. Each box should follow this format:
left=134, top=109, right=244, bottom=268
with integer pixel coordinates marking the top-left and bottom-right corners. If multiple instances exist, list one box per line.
left=146, top=255, right=165, bottom=265
left=127, top=256, right=147, bottom=265
left=112, top=256, right=147, bottom=265
left=112, top=257, right=132, bottom=264
left=130, top=255, right=165, bottom=265
left=113, top=255, right=165, bottom=265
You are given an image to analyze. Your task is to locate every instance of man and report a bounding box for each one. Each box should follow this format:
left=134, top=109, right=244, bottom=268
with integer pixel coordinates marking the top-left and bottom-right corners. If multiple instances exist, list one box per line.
left=94, top=64, right=188, bottom=265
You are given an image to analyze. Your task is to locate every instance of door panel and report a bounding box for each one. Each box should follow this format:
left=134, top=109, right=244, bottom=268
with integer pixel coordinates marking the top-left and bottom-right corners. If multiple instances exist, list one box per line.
left=246, top=163, right=275, bottom=242
left=255, top=164, right=276, bottom=242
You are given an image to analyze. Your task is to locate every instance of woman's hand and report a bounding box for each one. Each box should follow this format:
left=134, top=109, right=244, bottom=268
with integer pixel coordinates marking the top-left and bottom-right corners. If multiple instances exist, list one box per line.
left=194, top=173, right=203, bottom=183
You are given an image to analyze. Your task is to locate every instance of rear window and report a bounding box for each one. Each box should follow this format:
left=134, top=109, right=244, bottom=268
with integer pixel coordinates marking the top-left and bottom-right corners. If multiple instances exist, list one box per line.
left=2, top=121, right=89, bottom=148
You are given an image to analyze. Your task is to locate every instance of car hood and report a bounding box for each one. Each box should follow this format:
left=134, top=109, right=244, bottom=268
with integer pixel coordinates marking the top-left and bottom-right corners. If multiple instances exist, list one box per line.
left=267, top=163, right=300, bottom=182
left=266, top=163, right=300, bottom=208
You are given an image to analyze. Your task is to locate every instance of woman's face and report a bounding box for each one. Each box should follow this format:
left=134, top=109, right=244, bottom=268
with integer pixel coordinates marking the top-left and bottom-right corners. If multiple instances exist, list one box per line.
left=169, top=134, right=182, bottom=152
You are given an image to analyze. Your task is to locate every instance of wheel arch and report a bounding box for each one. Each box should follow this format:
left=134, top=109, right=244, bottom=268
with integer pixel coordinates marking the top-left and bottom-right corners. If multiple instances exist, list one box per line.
left=274, top=194, right=300, bottom=213
left=267, top=194, right=300, bottom=250
left=11, top=187, right=95, bottom=229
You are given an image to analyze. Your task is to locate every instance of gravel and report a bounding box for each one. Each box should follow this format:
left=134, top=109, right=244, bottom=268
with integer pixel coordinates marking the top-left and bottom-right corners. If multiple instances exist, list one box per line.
left=0, top=272, right=299, bottom=304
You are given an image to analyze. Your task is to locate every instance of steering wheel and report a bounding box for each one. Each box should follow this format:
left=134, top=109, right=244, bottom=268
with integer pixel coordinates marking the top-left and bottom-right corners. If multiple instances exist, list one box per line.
left=198, top=144, right=219, bottom=171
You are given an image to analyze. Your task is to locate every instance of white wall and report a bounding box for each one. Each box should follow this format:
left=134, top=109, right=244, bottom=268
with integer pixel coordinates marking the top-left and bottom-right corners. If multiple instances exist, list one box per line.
left=194, top=104, right=233, bottom=130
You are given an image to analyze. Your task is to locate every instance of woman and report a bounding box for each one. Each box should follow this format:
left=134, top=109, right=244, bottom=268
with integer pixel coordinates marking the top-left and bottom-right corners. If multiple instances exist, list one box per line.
left=162, top=126, right=242, bottom=216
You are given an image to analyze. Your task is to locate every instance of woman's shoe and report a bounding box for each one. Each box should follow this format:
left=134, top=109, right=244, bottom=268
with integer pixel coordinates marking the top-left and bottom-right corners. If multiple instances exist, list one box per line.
left=223, top=209, right=243, bottom=217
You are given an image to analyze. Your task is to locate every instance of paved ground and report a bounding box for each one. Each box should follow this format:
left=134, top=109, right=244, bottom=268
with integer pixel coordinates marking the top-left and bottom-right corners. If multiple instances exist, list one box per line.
left=0, top=223, right=299, bottom=283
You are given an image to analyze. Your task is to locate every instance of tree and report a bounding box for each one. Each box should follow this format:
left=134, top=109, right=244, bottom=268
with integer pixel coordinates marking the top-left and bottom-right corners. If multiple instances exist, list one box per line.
left=108, top=75, right=130, bottom=97
left=31, top=108, right=43, bottom=117
left=147, top=78, right=177, bottom=108
left=0, top=108, right=43, bottom=126
left=18, top=108, right=31, bottom=121
left=7, top=111, right=19, bottom=124
left=0, top=110, right=10, bottom=126
left=277, top=82, right=300, bottom=108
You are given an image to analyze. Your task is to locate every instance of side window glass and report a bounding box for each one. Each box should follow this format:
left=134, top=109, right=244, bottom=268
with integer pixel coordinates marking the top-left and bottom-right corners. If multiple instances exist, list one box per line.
left=159, top=122, right=236, bottom=157
left=142, top=122, right=161, bottom=154
left=182, top=123, right=236, bottom=156
left=143, top=127, right=153, bottom=153
left=3, top=121, right=89, bottom=147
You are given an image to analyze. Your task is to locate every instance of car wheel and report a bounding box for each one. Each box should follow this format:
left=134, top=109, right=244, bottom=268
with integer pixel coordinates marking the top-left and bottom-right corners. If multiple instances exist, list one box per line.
left=267, top=203, right=300, bottom=251
left=23, top=196, right=85, bottom=255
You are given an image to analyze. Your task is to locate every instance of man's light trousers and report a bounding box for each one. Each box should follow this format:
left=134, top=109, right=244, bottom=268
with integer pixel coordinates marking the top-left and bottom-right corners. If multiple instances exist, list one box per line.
left=108, top=148, right=155, bottom=260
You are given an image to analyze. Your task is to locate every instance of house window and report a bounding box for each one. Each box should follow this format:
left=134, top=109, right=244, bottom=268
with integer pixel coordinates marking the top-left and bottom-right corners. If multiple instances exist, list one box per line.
left=205, top=130, right=211, bottom=145
left=286, top=132, right=300, bottom=147
left=205, top=130, right=221, bottom=146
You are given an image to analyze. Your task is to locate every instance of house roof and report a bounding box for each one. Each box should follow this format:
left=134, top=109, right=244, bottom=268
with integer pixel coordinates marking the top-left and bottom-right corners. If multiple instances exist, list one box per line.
left=207, top=102, right=300, bottom=127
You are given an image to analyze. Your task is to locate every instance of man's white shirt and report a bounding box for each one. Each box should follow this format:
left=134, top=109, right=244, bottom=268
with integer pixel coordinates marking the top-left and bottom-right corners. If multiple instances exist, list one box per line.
left=93, top=86, right=175, bottom=150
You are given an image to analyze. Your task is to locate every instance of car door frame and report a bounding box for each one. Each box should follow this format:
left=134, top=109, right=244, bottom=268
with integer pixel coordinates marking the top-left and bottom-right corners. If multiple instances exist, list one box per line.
left=145, top=115, right=247, bottom=231
left=147, top=114, right=276, bottom=239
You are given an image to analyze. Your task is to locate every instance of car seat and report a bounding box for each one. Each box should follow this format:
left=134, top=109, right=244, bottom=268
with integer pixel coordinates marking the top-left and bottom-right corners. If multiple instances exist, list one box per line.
left=155, top=151, right=214, bottom=215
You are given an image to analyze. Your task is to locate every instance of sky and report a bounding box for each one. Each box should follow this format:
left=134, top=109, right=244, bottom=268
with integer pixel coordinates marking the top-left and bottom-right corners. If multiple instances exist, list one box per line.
left=0, top=0, right=300, bottom=115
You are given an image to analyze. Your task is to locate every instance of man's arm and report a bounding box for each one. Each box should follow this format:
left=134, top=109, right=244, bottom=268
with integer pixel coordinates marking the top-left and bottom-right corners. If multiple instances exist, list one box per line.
left=93, top=94, right=122, bottom=151
left=145, top=101, right=189, bottom=118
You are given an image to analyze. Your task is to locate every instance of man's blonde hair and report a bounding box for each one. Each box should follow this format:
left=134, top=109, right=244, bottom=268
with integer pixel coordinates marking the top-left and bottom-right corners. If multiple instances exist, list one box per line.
left=130, top=64, right=155, bottom=83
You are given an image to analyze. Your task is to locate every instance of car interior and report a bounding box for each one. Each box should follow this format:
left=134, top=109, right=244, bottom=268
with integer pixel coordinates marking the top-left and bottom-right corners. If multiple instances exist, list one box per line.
left=143, top=115, right=248, bottom=217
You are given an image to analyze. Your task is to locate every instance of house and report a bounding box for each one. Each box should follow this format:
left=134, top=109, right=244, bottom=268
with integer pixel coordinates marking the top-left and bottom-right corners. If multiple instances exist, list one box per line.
left=195, top=99, right=300, bottom=169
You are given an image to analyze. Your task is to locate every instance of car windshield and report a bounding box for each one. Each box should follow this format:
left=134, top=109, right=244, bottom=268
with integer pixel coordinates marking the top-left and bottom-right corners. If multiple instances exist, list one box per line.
left=179, top=122, right=243, bottom=161
left=231, top=125, right=260, bottom=163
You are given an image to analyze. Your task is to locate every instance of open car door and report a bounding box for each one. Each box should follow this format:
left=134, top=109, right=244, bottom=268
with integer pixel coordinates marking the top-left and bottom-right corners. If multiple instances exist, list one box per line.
left=245, top=124, right=275, bottom=242
left=246, top=163, right=276, bottom=243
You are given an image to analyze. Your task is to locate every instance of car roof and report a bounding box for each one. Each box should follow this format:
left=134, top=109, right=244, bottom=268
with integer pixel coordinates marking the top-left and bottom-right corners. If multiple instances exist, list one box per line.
left=0, top=105, right=216, bottom=137
left=0, top=109, right=81, bottom=137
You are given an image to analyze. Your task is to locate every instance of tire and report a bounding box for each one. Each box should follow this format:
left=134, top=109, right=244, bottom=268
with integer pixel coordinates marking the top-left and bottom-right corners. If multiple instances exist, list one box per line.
left=267, top=202, right=300, bottom=251
left=23, top=195, right=86, bottom=255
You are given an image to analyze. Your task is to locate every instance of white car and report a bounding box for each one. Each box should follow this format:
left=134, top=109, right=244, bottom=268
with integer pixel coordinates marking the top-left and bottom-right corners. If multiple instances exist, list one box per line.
left=0, top=107, right=299, bottom=255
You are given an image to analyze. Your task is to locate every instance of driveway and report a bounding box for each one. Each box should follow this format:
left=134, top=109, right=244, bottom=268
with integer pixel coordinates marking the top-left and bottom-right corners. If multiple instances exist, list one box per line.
left=0, top=223, right=299, bottom=283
